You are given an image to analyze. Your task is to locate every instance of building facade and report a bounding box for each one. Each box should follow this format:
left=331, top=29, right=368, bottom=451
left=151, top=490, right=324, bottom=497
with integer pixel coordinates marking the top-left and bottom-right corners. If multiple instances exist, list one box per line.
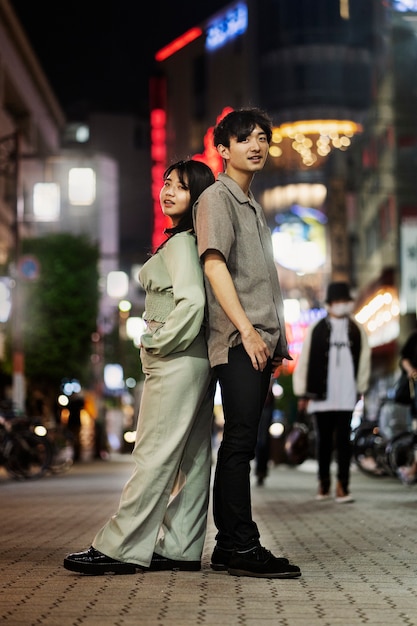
left=0, top=0, right=127, bottom=410
left=151, top=0, right=416, bottom=400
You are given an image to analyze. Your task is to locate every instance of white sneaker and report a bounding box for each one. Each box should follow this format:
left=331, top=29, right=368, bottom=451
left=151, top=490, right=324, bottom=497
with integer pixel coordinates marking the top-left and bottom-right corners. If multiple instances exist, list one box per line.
left=335, top=480, right=354, bottom=503
left=335, top=493, right=354, bottom=503
left=315, top=492, right=331, bottom=501
left=316, top=481, right=331, bottom=501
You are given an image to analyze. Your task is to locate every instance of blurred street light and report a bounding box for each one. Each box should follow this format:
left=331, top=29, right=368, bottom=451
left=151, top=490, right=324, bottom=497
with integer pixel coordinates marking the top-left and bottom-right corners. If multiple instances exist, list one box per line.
left=107, top=271, right=129, bottom=299
left=126, top=316, right=146, bottom=347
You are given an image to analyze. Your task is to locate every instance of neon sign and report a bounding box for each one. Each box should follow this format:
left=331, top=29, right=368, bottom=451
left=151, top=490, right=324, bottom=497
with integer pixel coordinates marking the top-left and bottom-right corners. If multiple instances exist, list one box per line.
left=392, top=0, right=417, bottom=11
left=149, top=76, right=168, bottom=251
left=155, top=27, right=203, bottom=62
left=205, top=3, right=248, bottom=51
left=284, top=308, right=327, bottom=373
left=271, top=206, right=327, bottom=273
left=150, top=108, right=169, bottom=251
left=193, top=106, right=233, bottom=175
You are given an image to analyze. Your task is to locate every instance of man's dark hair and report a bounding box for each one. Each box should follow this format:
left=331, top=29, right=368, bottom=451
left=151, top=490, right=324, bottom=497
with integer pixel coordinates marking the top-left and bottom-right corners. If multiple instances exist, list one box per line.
left=213, top=107, right=273, bottom=148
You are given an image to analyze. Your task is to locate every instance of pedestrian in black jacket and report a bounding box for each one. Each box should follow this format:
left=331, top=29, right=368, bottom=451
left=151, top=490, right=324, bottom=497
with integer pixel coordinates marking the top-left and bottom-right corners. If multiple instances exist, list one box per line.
left=293, top=282, right=371, bottom=502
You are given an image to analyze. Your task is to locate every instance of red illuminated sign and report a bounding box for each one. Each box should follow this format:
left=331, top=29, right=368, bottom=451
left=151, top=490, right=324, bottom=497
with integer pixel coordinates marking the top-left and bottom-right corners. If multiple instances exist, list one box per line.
left=155, top=27, right=203, bottom=62
left=150, top=77, right=235, bottom=249
left=150, top=77, right=168, bottom=251
left=193, top=107, right=233, bottom=176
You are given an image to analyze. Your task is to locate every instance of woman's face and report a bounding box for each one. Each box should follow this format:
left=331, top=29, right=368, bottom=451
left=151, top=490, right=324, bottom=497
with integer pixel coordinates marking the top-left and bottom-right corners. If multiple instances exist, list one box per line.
left=159, top=169, right=190, bottom=227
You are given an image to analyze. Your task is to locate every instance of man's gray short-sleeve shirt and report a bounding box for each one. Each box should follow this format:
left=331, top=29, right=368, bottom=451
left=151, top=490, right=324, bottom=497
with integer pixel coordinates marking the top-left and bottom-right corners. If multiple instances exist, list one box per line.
left=194, top=173, right=289, bottom=367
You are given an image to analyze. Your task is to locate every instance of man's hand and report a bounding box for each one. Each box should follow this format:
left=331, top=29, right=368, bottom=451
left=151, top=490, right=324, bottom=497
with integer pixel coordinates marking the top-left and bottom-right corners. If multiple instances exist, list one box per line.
left=297, top=398, right=309, bottom=412
left=241, top=327, right=270, bottom=371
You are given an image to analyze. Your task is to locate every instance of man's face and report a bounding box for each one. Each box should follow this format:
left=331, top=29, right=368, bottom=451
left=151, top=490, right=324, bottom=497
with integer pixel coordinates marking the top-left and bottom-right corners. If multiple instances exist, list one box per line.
left=218, top=124, right=269, bottom=173
left=328, top=300, right=354, bottom=318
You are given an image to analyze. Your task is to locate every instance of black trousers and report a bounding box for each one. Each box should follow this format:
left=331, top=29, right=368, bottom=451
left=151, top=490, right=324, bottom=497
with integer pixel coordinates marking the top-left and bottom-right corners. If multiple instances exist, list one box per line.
left=255, top=403, right=273, bottom=478
left=313, top=410, right=353, bottom=491
left=213, top=344, right=272, bottom=549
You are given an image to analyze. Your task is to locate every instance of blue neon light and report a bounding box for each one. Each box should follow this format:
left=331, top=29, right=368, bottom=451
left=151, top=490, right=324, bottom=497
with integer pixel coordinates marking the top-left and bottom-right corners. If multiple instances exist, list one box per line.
left=392, top=0, right=417, bottom=11
left=205, top=3, right=248, bottom=51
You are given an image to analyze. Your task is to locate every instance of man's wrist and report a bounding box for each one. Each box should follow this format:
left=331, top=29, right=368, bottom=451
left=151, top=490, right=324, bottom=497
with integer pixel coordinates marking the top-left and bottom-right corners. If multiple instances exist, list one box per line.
left=239, top=324, right=255, bottom=340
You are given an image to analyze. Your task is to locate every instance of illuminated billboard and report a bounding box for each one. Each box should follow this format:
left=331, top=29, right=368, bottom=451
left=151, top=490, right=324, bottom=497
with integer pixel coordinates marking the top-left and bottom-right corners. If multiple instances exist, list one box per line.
left=271, top=205, right=327, bottom=274
left=205, top=3, right=248, bottom=51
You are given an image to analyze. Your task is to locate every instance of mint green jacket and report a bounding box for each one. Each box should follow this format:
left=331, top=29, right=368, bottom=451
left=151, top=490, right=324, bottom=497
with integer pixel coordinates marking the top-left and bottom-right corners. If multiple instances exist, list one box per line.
left=139, top=232, right=206, bottom=357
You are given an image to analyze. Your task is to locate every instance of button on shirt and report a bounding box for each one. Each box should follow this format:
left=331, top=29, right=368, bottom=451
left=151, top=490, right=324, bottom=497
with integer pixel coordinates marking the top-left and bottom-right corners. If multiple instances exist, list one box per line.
left=193, top=173, right=289, bottom=367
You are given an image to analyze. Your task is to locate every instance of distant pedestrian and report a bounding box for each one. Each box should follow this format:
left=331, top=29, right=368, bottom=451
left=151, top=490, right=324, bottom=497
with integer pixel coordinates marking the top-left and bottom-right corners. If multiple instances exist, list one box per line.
left=66, top=393, right=84, bottom=462
left=396, top=328, right=417, bottom=485
left=293, top=281, right=371, bottom=502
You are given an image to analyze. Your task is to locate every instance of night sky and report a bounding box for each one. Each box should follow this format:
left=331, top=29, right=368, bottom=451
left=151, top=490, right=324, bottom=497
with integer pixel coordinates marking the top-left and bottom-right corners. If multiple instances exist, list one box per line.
left=10, top=0, right=230, bottom=118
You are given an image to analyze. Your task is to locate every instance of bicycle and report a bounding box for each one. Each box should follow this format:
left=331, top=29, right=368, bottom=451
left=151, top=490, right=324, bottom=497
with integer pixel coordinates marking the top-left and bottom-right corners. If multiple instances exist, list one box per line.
left=0, top=414, right=53, bottom=480
left=38, top=420, right=74, bottom=474
left=352, top=396, right=416, bottom=485
left=385, top=416, right=417, bottom=485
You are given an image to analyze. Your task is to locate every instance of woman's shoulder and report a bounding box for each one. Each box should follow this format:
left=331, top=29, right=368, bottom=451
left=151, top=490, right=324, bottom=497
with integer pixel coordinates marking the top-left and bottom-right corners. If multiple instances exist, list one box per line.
left=165, top=231, right=195, bottom=244
left=162, top=231, right=197, bottom=254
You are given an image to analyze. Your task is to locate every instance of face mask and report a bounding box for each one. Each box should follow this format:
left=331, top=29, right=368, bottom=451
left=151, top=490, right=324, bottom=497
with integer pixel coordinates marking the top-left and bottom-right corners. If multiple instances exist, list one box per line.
left=329, top=302, right=354, bottom=317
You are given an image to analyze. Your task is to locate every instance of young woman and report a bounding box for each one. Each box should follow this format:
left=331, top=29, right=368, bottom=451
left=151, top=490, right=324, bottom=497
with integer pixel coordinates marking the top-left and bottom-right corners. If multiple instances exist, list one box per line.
left=64, top=159, right=216, bottom=574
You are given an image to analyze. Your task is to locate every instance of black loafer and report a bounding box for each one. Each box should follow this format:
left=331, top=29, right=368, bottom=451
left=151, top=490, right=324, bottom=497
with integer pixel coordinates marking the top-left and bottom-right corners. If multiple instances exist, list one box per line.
left=63, top=546, right=141, bottom=575
left=149, top=552, right=201, bottom=571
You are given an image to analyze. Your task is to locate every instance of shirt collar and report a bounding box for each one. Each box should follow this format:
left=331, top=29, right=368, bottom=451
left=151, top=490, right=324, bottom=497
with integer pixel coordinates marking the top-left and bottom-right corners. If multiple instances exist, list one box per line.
left=218, top=173, right=256, bottom=206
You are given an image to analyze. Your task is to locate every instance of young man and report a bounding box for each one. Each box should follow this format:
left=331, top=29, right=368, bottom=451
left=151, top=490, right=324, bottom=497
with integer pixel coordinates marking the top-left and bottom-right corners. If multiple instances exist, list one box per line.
left=194, top=108, right=301, bottom=579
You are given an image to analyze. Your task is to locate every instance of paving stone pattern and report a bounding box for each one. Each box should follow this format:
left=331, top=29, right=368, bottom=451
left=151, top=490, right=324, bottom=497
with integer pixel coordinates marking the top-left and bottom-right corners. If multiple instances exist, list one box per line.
left=1, top=456, right=416, bottom=625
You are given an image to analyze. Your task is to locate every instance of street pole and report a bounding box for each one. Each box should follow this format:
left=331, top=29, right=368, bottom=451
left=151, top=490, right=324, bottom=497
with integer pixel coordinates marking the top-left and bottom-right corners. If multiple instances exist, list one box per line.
left=0, top=131, right=25, bottom=412
left=12, top=133, right=25, bottom=412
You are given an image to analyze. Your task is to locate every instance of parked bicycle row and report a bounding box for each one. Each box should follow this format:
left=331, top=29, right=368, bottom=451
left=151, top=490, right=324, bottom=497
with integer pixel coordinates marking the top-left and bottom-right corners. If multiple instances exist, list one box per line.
left=352, top=397, right=417, bottom=485
left=0, top=407, right=74, bottom=480
left=3, top=390, right=416, bottom=490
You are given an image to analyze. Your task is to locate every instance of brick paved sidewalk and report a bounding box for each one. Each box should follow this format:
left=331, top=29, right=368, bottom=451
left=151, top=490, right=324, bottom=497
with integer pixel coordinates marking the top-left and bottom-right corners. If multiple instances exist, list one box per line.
left=1, top=455, right=416, bottom=625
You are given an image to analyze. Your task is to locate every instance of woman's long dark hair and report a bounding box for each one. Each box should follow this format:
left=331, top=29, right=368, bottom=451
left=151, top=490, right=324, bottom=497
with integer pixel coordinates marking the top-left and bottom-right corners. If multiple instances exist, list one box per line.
left=161, top=159, right=215, bottom=240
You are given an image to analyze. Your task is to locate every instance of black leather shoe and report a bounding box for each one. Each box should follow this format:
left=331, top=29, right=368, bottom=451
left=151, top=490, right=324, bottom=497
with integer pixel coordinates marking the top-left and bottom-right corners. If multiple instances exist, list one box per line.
left=210, top=544, right=289, bottom=572
left=63, top=546, right=141, bottom=575
left=210, top=545, right=234, bottom=571
left=149, top=552, right=201, bottom=571
left=228, top=545, right=301, bottom=579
